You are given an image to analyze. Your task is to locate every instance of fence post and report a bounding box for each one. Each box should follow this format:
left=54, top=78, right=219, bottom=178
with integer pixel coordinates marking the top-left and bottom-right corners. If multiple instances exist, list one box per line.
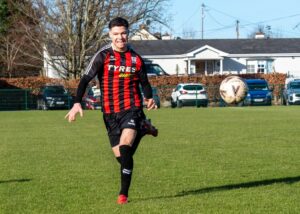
left=195, top=86, right=198, bottom=107
left=24, top=89, right=28, bottom=110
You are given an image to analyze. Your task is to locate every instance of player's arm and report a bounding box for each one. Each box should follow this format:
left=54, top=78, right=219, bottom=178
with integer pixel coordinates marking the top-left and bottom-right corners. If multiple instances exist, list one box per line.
left=65, top=52, right=103, bottom=122
left=138, top=62, right=157, bottom=110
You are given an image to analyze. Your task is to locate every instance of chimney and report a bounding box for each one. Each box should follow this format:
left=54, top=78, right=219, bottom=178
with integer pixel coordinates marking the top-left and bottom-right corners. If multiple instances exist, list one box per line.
left=255, top=32, right=265, bottom=39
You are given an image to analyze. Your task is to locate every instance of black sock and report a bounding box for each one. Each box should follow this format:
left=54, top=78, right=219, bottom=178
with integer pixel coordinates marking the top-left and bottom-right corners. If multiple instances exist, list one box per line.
left=119, top=145, right=133, bottom=196
left=116, top=156, right=121, bottom=164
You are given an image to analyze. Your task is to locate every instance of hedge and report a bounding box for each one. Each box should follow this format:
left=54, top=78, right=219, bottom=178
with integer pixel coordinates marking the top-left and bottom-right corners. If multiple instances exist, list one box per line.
left=0, top=73, right=286, bottom=102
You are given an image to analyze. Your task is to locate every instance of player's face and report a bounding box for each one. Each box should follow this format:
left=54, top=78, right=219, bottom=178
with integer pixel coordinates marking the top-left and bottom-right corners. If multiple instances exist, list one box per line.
left=109, top=26, right=128, bottom=52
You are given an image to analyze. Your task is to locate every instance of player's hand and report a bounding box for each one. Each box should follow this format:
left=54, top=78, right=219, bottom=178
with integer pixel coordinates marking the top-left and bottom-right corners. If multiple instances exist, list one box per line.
left=64, top=103, right=83, bottom=122
left=144, top=98, right=157, bottom=110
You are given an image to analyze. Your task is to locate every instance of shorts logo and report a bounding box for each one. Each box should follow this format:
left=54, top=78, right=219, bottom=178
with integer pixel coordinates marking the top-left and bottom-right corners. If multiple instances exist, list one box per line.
left=128, top=119, right=135, bottom=126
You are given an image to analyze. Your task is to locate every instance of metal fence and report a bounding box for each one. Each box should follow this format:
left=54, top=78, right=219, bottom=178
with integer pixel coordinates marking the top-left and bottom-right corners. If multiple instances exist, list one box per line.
left=0, top=89, right=37, bottom=111
left=0, top=85, right=286, bottom=111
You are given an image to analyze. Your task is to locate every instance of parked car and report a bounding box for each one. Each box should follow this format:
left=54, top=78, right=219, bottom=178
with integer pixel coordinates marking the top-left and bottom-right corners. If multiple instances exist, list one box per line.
left=82, top=86, right=101, bottom=110
left=144, top=63, right=170, bottom=76
left=283, top=79, right=300, bottom=105
left=241, top=79, right=272, bottom=106
left=37, top=85, right=72, bottom=110
left=140, top=86, right=161, bottom=108
left=171, top=83, right=208, bottom=108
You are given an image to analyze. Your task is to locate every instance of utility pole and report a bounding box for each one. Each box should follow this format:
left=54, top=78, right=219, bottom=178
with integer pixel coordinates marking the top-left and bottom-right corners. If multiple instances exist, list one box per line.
left=201, top=3, right=205, bottom=39
left=236, top=20, right=240, bottom=39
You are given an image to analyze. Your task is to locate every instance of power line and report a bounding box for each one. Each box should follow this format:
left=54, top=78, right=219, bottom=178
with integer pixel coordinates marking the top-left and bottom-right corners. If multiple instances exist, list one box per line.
left=171, top=3, right=300, bottom=38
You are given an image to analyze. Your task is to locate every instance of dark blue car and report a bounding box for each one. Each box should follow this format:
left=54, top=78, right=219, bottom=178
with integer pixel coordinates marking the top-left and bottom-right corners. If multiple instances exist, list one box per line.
left=242, top=79, right=272, bottom=106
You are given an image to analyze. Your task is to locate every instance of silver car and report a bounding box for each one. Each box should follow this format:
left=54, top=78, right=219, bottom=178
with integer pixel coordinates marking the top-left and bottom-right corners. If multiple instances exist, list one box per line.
left=283, top=79, right=300, bottom=105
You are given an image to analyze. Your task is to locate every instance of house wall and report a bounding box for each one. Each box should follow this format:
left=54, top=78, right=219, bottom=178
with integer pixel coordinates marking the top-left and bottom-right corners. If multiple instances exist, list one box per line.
left=144, top=56, right=300, bottom=76
left=44, top=51, right=300, bottom=78
left=43, top=48, right=66, bottom=78
left=194, top=49, right=220, bottom=59
left=273, top=57, right=300, bottom=76
left=44, top=57, right=68, bottom=78
left=144, top=58, right=187, bottom=75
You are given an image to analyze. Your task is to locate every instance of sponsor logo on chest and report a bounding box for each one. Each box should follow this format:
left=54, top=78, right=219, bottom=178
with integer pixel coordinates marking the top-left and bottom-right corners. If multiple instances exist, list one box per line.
left=108, top=65, right=136, bottom=73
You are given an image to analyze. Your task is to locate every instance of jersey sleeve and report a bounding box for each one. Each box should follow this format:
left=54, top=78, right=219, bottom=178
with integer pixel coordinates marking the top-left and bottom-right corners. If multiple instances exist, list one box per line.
left=74, top=51, right=104, bottom=103
left=138, top=60, right=153, bottom=99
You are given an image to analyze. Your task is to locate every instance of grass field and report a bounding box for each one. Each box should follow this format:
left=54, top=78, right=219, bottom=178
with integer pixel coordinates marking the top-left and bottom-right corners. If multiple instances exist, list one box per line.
left=0, top=107, right=300, bottom=213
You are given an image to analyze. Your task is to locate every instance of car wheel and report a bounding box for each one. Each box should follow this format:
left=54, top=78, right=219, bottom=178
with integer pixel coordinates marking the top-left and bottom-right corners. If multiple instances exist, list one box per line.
left=202, top=102, right=208, bottom=107
left=238, top=101, right=244, bottom=107
left=282, top=97, right=286, bottom=105
left=37, top=100, right=41, bottom=110
left=171, top=99, right=176, bottom=108
left=41, top=100, right=48, bottom=110
left=176, top=99, right=182, bottom=108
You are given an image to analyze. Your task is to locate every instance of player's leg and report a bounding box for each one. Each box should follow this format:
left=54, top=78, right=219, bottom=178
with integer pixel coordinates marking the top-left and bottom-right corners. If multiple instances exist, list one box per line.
left=116, top=110, right=142, bottom=204
left=118, top=128, right=136, bottom=198
left=139, top=110, right=158, bottom=137
left=113, top=130, right=142, bottom=164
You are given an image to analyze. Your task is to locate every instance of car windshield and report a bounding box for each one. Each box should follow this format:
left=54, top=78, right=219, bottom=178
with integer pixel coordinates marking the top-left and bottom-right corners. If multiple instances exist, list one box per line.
left=183, top=85, right=203, bottom=91
left=290, top=82, right=300, bottom=89
left=247, top=83, right=268, bottom=90
left=45, top=87, right=66, bottom=95
left=145, top=64, right=166, bottom=75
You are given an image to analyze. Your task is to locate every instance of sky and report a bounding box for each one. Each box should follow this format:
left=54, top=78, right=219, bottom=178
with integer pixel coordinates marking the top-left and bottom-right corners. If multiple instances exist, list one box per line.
left=164, top=0, right=300, bottom=39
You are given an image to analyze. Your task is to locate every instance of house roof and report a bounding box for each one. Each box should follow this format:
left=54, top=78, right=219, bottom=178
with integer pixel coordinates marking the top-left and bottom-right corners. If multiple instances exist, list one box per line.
left=129, top=38, right=300, bottom=55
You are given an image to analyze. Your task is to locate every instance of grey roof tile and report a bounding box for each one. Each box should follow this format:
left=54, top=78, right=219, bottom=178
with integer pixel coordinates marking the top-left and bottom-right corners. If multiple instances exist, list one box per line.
left=129, top=38, right=300, bottom=55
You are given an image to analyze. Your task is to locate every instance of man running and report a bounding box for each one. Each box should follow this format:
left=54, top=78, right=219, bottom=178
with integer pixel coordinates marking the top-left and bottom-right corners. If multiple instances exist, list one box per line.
left=65, top=17, right=158, bottom=204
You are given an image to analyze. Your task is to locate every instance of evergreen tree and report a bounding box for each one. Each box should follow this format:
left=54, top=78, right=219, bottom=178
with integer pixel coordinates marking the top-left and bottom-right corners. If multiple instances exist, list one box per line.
left=0, top=0, right=9, bottom=33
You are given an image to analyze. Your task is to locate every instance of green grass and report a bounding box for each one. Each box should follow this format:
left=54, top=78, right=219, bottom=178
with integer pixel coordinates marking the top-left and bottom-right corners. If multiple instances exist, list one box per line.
left=0, top=107, right=300, bottom=213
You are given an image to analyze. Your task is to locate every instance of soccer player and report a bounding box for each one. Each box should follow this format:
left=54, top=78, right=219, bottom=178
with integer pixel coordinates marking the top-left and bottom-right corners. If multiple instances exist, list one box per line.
left=65, top=17, right=158, bottom=204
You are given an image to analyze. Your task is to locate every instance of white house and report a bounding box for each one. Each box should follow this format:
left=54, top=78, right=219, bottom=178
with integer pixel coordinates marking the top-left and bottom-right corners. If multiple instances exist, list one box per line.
left=130, top=38, right=300, bottom=76
left=44, top=38, right=300, bottom=78
left=130, top=28, right=159, bottom=40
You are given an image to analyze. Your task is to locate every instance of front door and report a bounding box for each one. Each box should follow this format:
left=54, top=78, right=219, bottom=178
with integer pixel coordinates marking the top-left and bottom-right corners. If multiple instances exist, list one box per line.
left=195, top=61, right=205, bottom=74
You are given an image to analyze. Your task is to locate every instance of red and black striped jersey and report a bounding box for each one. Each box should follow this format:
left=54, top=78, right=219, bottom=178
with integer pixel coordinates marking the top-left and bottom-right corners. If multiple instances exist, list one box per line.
left=75, top=44, right=153, bottom=114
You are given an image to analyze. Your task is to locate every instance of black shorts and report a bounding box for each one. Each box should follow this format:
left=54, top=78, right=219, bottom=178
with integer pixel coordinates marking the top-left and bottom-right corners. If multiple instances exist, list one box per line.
left=103, top=109, right=146, bottom=147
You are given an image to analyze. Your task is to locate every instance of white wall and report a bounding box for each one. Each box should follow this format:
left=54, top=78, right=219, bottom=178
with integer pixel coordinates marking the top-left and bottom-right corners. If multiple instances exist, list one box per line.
left=144, top=58, right=187, bottom=75
left=194, top=49, right=220, bottom=59
left=44, top=59, right=67, bottom=78
left=273, top=57, right=300, bottom=76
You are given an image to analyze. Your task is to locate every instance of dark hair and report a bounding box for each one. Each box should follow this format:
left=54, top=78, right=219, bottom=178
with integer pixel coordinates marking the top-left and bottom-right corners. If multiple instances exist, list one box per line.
left=108, top=17, right=129, bottom=29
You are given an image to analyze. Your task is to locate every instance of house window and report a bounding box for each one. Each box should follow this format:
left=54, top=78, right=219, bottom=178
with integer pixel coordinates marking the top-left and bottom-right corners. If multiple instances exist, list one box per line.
left=257, top=64, right=265, bottom=73
left=257, top=60, right=267, bottom=73
left=247, top=60, right=273, bottom=74
left=246, top=60, right=256, bottom=73
left=247, top=64, right=255, bottom=73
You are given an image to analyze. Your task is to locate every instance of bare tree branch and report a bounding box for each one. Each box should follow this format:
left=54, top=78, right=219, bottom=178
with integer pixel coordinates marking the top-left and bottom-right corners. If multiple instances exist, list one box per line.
left=19, top=0, right=170, bottom=79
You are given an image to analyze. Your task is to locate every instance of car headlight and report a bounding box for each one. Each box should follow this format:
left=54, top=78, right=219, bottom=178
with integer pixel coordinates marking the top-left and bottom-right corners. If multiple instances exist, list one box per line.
left=266, top=92, right=272, bottom=97
left=46, top=97, right=53, bottom=100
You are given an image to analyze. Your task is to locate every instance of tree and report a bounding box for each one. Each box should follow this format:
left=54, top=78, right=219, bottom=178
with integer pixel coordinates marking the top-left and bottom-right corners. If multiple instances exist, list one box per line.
left=182, top=27, right=196, bottom=39
left=0, top=0, right=42, bottom=77
left=18, top=0, right=169, bottom=79
left=0, top=0, right=9, bottom=33
left=247, top=25, right=283, bottom=39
